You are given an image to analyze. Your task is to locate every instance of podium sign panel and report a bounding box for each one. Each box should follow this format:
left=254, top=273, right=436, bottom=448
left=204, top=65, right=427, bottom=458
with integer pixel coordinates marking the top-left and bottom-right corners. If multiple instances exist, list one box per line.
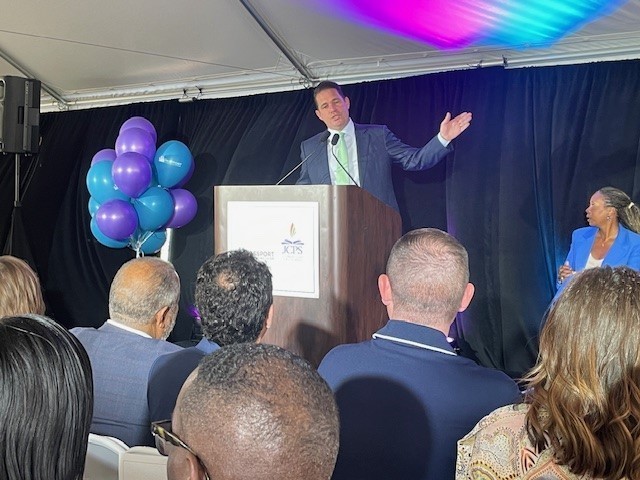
left=227, top=201, right=319, bottom=298
left=214, top=185, right=401, bottom=366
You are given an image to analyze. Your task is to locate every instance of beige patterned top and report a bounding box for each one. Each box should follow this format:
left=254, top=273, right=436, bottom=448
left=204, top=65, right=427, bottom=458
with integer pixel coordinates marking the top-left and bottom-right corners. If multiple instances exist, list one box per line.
left=456, top=403, right=601, bottom=480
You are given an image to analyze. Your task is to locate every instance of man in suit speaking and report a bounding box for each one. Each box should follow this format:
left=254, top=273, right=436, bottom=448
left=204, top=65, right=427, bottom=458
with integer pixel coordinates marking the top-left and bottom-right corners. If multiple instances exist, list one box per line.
left=296, top=81, right=472, bottom=211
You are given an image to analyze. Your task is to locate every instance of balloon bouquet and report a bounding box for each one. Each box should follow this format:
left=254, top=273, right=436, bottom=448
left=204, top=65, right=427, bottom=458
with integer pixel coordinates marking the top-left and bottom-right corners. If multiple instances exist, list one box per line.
left=86, top=117, right=197, bottom=256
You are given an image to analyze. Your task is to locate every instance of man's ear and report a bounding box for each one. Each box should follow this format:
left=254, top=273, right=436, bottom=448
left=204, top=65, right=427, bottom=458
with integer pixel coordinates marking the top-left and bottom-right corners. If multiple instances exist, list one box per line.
left=458, top=283, right=475, bottom=313
left=265, top=304, right=274, bottom=329
left=185, top=450, right=205, bottom=480
left=256, top=304, right=274, bottom=343
left=155, top=305, right=172, bottom=328
left=378, top=274, right=392, bottom=306
left=152, top=305, right=175, bottom=338
left=345, top=96, right=350, bottom=109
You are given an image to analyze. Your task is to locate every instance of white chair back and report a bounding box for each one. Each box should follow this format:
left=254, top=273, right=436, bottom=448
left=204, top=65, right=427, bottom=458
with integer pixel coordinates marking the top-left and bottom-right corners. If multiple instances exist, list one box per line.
left=83, top=433, right=129, bottom=480
left=119, top=446, right=168, bottom=480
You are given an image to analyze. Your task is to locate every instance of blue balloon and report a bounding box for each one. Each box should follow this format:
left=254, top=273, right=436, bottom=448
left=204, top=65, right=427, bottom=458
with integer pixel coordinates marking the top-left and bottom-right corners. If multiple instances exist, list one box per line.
left=86, top=160, right=129, bottom=204
left=90, top=218, right=129, bottom=249
left=133, top=187, right=174, bottom=231
left=138, top=230, right=167, bottom=255
left=88, top=197, right=100, bottom=217
left=153, top=140, right=193, bottom=188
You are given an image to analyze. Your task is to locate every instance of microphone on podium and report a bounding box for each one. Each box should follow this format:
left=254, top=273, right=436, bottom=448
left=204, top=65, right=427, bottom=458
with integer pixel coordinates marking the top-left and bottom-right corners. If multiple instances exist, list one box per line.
left=330, top=133, right=359, bottom=187
left=276, top=131, right=331, bottom=185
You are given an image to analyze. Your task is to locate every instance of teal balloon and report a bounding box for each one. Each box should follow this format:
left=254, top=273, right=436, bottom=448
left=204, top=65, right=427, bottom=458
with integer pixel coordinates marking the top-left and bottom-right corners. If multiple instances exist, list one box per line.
left=139, top=230, right=167, bottom=254
left=153, top=140, right=193, bottom=188
left=90, top=218, right=129, bottom=249
left=88, top=197, right=100, bottom=217
left=133, top=186, right=174, bottom=231
left=86, top=160, right=129, bottom=204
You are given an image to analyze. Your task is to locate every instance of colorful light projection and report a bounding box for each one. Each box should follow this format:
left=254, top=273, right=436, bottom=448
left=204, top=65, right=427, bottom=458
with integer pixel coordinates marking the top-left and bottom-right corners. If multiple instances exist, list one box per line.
left=325, top=0, right=625, bottom=49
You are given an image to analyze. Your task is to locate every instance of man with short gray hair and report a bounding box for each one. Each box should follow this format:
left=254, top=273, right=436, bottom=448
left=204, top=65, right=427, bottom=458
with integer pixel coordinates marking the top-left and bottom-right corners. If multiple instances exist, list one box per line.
left=318, top=228, right=520, bottom=479
left=72, top=257, right=182, bottom=446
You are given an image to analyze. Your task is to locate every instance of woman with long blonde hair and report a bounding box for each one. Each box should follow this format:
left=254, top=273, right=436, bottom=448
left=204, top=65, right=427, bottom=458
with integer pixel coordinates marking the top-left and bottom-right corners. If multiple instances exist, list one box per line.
left=0, top=255, right=45, bottom=317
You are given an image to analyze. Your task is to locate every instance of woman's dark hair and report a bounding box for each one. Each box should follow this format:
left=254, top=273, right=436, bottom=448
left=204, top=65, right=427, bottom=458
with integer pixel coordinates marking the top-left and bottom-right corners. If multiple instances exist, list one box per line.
left=0, top=315, right=93, bottom=480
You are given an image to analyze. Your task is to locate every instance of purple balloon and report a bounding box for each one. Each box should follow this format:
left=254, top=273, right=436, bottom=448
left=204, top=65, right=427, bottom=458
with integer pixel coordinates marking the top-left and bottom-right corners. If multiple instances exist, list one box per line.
left=91, top=148, right=117, bottom=166
left=120, top=116, right=158, bottom=144
left=112, top=152, right=153, bottom=198
left=165, top=189, right=197, bottom=228
left=95, top=199, right=138, bottom=240
left=115, top=127, right=156, bottom=160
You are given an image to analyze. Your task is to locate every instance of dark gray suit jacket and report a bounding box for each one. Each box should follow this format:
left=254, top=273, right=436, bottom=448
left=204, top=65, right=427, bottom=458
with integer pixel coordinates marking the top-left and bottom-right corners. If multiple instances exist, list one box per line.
left=297, top=123, right=452, bottom=210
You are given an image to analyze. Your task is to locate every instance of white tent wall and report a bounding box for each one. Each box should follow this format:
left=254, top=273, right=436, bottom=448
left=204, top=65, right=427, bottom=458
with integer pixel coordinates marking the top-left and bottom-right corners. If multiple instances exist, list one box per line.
left=2, top=0, right=640, bottom=112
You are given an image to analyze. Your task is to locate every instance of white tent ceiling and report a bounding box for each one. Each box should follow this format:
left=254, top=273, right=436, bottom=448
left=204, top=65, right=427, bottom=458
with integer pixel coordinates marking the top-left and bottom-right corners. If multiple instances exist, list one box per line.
left=2, top=0, right=640, bottom=113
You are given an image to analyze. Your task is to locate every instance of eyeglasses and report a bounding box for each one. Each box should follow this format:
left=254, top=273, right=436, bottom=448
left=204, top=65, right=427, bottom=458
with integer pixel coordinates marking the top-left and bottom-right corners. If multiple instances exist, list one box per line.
left=151, top=420, right=211, bottom=480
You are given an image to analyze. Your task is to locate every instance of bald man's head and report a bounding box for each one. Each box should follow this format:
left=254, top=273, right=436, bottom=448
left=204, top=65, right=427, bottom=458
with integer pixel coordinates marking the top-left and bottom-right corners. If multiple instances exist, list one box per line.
left=168, top=343, right=339, bottom=480
left=108, top=257, right=180, bottom=339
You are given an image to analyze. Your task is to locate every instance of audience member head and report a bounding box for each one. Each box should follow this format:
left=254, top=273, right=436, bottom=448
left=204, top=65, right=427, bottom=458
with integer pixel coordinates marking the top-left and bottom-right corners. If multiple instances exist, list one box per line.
left=108, top=257, right=180, bottom=340
left=0, top=314, right=93, bottom=480
left=160, top=343, right=339, bottom=480
left=378, top=228, right=474, bottom=333
left=0, top=255, right=45, bottom=317
left=195, top=249, right=273, bottom=346
left=597, top=186, right=640, bottom=233
left=526, top=266, right=640, bottom=479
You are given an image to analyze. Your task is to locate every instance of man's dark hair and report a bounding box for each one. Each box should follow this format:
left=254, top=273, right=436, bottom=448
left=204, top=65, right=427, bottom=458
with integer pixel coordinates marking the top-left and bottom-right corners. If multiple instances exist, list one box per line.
left=313, top=80, right=346, bottom=106
left=177, top=343, right=339, bottom=480
left=195, top=249, right=272, bottom=346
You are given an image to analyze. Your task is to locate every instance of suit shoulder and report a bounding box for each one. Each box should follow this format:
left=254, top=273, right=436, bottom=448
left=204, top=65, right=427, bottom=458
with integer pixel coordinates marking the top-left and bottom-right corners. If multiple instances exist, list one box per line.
left=70, top=326, right=96, bottom=337
left=318, top=342, right=365, bottom=369
left=354, top=123, right=388, bottom=134
left=620, top=225, right=640, bottom=242
left=459, top=358, right=519, bottom=390
left=572, top=226, right=595, bottom=240
left=302, top=131, right=328, bottom=144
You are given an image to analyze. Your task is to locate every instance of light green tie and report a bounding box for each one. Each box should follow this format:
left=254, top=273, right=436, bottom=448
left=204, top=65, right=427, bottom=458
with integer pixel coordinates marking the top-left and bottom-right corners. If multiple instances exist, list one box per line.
left=334, top=133, right=351, bottom=185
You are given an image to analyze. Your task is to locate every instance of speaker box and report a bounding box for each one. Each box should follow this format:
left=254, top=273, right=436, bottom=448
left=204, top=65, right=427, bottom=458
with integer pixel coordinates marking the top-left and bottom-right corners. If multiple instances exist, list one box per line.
left=0, top=76, right=41, bottom=154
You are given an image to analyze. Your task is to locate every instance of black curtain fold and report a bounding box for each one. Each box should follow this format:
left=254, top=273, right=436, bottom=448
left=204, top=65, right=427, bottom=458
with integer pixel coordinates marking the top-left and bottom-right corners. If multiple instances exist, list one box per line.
left=3, top=59, right=640, bottom=377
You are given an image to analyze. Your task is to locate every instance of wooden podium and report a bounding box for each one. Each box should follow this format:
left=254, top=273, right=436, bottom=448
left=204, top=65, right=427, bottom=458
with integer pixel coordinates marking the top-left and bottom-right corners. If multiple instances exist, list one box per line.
left=214, top=185, right=402, bottom=366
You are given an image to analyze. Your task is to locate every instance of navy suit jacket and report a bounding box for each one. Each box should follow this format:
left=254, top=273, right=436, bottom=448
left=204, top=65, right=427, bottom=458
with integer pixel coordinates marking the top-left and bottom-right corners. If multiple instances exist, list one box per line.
left=71, top=322, right=182, bottom=447
left=318, top=320, right=520, bottom=480
left=147, top=337, right=220, bottom=422
left=558, top=225, right=640, bottom=291
left=296, top=123, right=452, bottom=210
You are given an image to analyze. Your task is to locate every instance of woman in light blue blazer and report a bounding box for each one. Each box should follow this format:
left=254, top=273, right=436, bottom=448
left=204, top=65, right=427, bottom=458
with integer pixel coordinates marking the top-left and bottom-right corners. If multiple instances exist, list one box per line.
left=558, top=187, right=640, bottom=289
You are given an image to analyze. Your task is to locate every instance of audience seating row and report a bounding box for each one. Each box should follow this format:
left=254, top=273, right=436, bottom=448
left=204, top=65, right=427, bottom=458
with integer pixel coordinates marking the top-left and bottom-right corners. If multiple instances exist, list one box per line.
left=83, top=433, right=167, bottom=480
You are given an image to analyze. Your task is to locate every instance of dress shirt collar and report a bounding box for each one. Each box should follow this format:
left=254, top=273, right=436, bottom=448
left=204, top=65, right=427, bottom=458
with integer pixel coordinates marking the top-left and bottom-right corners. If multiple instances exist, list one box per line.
left=373, top=319, right=456, bottom=356
left=106, top=318, right=152, bottom=338
left=328, top=118, right=355, bottom=138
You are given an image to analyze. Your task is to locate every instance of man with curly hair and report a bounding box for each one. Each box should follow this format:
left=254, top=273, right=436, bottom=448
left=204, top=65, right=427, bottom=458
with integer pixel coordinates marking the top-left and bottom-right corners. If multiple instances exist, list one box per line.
left=148, top=249, right=273, bottom=422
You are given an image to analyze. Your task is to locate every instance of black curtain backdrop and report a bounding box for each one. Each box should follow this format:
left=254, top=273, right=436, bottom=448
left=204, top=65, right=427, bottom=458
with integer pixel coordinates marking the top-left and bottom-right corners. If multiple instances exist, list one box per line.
left=3, top=60, right=640, bottom=378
